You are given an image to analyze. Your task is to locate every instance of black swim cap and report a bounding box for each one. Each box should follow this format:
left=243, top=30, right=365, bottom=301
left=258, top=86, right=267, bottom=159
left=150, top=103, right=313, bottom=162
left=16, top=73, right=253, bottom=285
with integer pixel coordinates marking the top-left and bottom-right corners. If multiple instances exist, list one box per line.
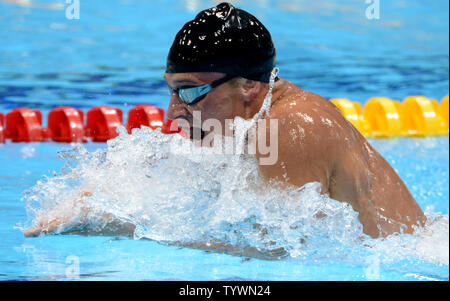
left=166, top=2, right=276, bottom=83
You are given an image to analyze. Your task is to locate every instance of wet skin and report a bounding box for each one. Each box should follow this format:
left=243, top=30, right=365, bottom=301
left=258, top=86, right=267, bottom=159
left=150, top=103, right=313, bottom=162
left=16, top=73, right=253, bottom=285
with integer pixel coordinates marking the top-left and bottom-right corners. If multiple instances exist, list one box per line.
left=165, top=72, right=426, bottom=238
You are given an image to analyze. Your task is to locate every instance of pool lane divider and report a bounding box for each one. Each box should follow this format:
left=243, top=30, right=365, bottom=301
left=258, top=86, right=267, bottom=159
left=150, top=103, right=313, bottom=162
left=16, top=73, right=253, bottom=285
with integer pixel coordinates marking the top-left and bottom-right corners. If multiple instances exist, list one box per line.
left=0, top=105, right=181, bottom=143
left=0, top=95, right=448, bottom=143
left=330, top=95, right=449, bottom=138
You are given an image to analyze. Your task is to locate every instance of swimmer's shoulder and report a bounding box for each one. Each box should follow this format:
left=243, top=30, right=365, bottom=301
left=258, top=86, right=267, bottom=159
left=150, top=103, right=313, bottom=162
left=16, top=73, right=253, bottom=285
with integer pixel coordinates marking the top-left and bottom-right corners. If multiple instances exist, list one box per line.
left=269, top=79, right=343, bottom=128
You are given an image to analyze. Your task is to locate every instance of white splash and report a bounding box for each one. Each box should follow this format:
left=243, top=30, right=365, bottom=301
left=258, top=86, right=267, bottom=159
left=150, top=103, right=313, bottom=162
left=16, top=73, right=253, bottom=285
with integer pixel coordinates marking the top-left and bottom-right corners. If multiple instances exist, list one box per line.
left=20, top=145, right=36, bottom=158
left=251, top=67, right=279, bottom=123
left=22, top=126, right=449, bottom=275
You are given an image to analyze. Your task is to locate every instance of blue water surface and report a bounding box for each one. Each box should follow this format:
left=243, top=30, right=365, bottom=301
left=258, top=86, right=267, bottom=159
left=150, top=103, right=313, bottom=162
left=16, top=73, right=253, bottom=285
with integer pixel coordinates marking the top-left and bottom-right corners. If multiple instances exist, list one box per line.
left=0, top=138, right=448, bottom=281
left=0, top=0, right=449, bottom=280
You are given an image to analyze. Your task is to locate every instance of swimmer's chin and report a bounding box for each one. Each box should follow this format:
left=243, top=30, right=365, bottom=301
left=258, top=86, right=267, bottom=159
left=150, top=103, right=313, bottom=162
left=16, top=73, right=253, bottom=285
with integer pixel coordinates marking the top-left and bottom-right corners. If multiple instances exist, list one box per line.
left=189, top=127, right=206, bottom=140
left=188, top=127, right=215, bottom=147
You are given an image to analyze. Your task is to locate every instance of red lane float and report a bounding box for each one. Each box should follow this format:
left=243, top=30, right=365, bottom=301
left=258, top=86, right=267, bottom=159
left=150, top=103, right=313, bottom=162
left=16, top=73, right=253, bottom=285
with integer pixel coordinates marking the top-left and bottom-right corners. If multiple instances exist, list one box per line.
left=0, top=113, right=5, bottom=143
left=0, top=106, right=183, bottom=143
left=126, top=105, right=184, bottom=135
left=161, top=119, right=184, bottom=135
left=126, top=104, right=165, bottom=133
left=48, top=107, right=85, bottom=143
left=5, top=108, right=46, bottom=142
left=85, top=106, right=123, bottom=142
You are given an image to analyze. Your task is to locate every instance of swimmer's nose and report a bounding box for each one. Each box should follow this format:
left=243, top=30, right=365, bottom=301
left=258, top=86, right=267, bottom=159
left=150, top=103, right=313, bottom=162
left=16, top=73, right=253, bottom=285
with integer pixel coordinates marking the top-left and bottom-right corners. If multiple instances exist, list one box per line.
left=167, top=93, right=189, bottom=121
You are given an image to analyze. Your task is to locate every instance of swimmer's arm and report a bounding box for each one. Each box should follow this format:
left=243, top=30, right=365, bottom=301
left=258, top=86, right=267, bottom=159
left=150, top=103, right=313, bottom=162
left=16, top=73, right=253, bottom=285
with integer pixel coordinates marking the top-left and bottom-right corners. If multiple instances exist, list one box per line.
left=25, top=188, right=136, bottom=237
left=182, top=241, right=287, bottom=260
left=24, top=191, right=93, bottom=237
left=332, top=139, right=427, bottom=237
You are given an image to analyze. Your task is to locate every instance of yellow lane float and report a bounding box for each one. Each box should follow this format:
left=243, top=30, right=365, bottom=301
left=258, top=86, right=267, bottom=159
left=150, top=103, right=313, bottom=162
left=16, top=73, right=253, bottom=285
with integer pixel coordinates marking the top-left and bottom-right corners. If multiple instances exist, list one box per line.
left=401, top=96, right=447, bottom=136
left=330, top=94, right=449, bottom=138
left=363, top=97, right=403, bottom=138
left=441, top=95, right=449, bottom=128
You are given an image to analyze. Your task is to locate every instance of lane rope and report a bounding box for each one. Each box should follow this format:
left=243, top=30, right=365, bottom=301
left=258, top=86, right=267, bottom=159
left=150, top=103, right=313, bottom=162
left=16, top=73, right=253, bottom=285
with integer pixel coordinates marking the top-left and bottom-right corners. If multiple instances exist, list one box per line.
left=0, top=95, right=448, bottom=143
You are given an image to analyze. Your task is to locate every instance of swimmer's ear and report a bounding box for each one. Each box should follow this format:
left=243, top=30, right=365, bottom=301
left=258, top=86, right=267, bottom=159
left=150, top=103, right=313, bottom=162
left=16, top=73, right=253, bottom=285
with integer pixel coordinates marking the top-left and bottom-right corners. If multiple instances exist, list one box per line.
left=240, top=79, right=263, bottom=103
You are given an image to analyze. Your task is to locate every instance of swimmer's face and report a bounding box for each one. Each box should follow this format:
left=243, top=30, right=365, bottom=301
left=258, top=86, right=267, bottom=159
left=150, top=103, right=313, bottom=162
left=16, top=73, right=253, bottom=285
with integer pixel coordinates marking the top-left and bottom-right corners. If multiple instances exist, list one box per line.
left=164, top=72, right=242, bottom=141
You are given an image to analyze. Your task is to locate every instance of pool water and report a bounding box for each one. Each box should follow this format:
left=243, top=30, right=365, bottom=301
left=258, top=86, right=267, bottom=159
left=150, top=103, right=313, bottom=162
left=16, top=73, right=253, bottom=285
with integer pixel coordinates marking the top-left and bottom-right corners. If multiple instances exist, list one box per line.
left=0, top=0, right=449, bottom=281
left=1, top=135, right=448, bottom=281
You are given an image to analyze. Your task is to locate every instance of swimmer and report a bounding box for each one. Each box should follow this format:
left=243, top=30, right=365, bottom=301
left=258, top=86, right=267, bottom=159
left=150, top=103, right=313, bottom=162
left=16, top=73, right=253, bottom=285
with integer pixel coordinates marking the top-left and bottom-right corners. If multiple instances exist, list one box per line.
left=25, top=2, right=425, bottom=239
left=163, top=2, right=426, bottom=238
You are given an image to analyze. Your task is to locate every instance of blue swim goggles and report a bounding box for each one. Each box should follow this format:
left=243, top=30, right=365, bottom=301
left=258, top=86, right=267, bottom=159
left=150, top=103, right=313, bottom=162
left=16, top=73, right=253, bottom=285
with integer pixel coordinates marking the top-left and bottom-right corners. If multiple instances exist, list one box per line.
left=168, top=74, right=236, bottom=105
